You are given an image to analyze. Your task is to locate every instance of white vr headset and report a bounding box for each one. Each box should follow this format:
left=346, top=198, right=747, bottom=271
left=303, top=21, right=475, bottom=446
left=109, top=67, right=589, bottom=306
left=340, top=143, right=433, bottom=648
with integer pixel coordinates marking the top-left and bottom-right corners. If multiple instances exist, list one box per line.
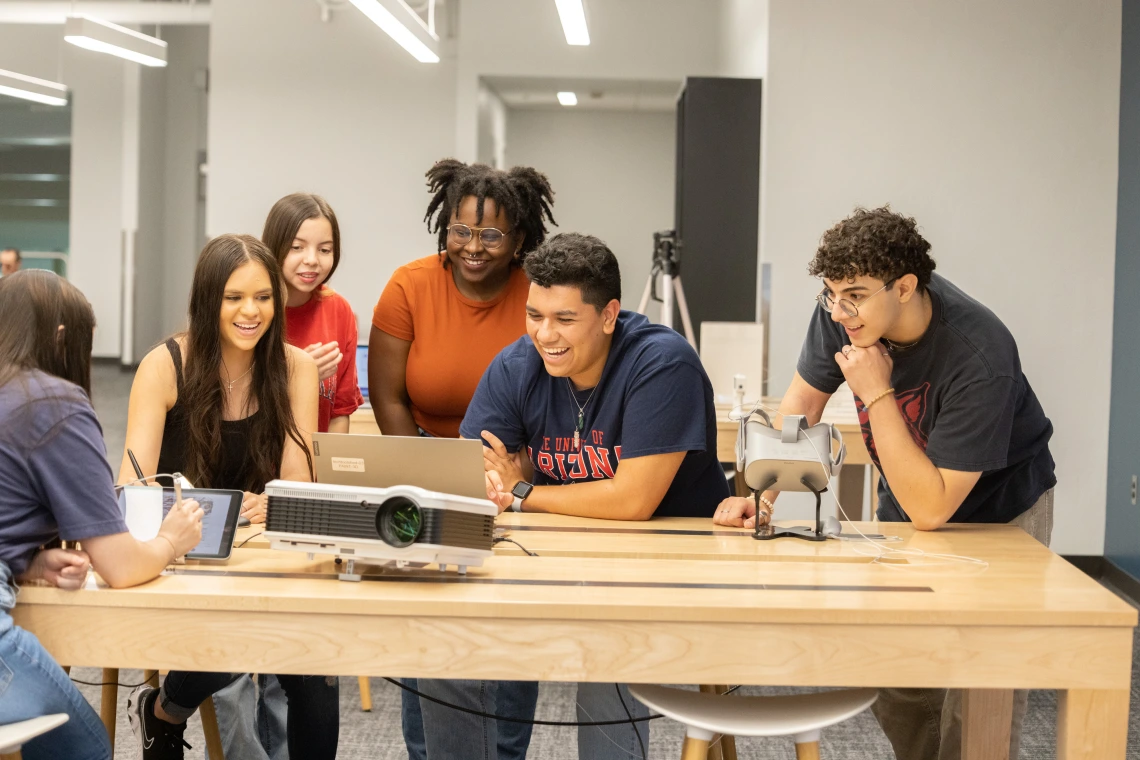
left=735, top=408, right=846, bottom=493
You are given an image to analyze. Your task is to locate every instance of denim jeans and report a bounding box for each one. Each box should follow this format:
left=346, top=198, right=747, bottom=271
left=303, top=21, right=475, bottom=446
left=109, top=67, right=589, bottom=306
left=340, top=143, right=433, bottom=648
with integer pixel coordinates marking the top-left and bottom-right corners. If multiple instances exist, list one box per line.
left=417, top=679, right=648, bottom=760
left=871, top=487, right=1055, bottom=760
left=0, top=561, right=111, bottom=760
left=161, top=670, right=339, bottom=759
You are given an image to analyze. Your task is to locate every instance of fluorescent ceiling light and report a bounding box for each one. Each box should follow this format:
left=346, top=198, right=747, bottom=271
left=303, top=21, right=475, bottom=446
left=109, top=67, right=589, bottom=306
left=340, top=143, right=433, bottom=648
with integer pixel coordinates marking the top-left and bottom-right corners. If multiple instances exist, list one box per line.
left=555, top=0, right=590, bottom=45
left=0, top=69, right=67, bottom=106
left=557, top=91, right=578, bottom=106
left=348, top=0, right=441, bottom=63
left=64, top=15, right=168, bottom=67
left=0, top=173, right=68, bottom=182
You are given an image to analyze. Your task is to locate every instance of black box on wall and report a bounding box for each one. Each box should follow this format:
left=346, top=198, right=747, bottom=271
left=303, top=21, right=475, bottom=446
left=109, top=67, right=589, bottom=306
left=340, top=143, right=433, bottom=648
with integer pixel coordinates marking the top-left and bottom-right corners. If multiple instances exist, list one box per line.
left=673, top=77, right=762, bottom=347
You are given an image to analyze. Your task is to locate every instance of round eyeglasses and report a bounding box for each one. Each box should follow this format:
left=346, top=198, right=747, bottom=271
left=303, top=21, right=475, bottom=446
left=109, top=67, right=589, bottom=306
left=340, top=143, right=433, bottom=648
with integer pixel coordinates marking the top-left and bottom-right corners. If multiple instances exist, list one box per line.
left=816, top=280, right=894, bottom=318
left=447, top=223, right=510, bottom=250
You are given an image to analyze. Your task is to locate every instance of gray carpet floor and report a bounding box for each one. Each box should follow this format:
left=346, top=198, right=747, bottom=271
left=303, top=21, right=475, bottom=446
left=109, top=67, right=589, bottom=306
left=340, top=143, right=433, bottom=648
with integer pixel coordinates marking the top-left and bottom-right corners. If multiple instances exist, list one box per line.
left=71, top=364, right=1140, bottom=759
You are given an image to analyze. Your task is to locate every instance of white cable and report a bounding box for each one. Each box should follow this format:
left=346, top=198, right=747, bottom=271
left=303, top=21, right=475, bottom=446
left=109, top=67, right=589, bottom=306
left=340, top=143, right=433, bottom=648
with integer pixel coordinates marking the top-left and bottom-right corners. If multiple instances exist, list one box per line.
left=756, top=402, right=988, bottom=573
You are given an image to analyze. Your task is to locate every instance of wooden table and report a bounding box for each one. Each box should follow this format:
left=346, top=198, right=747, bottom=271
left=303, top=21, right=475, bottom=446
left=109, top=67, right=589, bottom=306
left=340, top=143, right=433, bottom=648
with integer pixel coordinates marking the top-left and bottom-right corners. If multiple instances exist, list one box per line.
left=16, top=516, right=1135, bottom=759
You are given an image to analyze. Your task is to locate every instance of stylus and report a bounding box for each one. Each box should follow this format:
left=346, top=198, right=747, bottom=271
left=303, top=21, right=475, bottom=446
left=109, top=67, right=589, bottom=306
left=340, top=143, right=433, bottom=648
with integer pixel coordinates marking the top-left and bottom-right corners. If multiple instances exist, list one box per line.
left=127, top=449, right=146, bottom=482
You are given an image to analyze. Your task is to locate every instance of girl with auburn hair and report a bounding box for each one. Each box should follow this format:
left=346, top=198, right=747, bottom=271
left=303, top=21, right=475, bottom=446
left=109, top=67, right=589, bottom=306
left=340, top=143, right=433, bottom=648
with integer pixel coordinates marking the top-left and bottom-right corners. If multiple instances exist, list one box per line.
left=370, top=159, right=555, bottom=759
left=0, top=270, right=202, bottom=760
left=118, top=234, right=338, bottom=760
left=263, top=192, right=362, bottom=434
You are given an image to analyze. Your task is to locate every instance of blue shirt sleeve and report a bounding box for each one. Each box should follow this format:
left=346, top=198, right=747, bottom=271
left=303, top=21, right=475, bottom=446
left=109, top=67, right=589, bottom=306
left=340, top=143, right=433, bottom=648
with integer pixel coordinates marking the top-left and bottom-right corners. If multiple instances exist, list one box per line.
left=618, top=360, right=709, bottom=459
left=28, top=406, right=128, bottom=542
left=459, top=353, right=527, bottom=452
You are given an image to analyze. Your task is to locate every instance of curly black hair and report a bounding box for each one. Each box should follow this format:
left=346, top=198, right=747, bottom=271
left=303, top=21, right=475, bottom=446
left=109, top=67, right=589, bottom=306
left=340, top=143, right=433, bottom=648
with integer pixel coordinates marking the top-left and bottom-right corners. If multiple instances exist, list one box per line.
left=424, top=159, right=556, bottom=266
left=808, top=206, right=936, bottom=290
left=524, top=232, right=621, bottom=310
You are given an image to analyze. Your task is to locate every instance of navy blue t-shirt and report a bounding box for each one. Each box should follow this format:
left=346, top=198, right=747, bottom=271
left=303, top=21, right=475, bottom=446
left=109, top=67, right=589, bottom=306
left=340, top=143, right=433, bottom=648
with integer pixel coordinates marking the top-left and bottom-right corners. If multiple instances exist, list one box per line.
left=797, top=273, right=1056, bottom=524
left=0, top=371, right=127, bottom=576
left=460, top=311, right=729, bottom=517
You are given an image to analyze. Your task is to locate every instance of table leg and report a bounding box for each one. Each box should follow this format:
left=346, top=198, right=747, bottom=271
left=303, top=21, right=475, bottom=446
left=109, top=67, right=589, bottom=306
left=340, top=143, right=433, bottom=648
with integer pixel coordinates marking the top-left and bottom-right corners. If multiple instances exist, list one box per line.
left=1057, top=688, right=1129, bottom=759
left=961, top=689, right=1012, bottom=760
left=836, top=465, right=866, bottom=521
left=100, top=668, right=118, bottom=747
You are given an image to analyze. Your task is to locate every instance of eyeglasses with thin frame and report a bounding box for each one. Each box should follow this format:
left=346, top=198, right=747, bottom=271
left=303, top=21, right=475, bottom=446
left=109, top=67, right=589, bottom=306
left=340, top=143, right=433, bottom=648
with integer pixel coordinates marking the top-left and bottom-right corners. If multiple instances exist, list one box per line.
left=447, top=223, right=511, bottom=250
left=816, top=279, right=895, bottom=318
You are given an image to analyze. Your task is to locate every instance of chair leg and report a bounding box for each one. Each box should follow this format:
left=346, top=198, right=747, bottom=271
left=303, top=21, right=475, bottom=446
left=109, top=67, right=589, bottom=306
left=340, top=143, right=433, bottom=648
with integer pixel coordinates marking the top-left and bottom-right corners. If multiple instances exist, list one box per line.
left=682, top=734, right=711, bottom=760
left=720, top=734, right=738, bottom=760
left=0, top=750, right=21, bottom=760
left=794, top=739, right=821, bottom=760
left=359, top=676, right=373, bottom=712
left=143, top=669, right=159, bottom=688
left=100, top=668, right=118, bottom=747
left=199, top=697, right=226, bottom=760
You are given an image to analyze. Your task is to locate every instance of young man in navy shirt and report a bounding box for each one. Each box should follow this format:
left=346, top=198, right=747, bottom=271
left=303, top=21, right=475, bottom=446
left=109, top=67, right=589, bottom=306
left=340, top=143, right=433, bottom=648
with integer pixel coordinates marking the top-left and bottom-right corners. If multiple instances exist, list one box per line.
left=715, top=207, right=1056, bottom=760
left=415, top=232, right=728, bottom=760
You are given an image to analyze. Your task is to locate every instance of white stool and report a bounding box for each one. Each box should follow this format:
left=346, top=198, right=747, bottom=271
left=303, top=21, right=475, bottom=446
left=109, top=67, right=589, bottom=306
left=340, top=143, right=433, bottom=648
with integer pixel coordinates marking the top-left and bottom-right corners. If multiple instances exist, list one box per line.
left=630, top=685, right=877, bottom=760
left=0, top=714, right=69, bottom=760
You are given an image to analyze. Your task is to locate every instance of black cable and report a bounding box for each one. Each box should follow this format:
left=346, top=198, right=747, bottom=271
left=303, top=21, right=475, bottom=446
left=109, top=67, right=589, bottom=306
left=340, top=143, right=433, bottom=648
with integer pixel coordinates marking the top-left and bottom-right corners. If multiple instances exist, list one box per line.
left=493, top=536, right=539, bottom=556
left=384, top=678, right=662, bottom=727
left=71, top=677, right=151, bottom=688
left=236, top=532, right=263, bottom=549
left=615, top=683, right=647, bottom=760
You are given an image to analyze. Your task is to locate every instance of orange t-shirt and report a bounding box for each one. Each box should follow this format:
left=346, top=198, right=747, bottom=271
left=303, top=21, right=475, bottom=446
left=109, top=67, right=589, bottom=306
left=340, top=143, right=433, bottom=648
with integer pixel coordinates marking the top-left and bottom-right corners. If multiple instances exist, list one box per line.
left=372, top=254, right=530, bottom=438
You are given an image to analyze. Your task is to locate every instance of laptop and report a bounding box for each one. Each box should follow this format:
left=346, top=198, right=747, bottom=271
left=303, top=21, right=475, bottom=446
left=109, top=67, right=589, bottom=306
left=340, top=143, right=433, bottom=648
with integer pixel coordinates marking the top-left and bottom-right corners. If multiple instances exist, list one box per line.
left=311, top=433, right=487, bottom=500
left=356, top=344, right=370, bottom=409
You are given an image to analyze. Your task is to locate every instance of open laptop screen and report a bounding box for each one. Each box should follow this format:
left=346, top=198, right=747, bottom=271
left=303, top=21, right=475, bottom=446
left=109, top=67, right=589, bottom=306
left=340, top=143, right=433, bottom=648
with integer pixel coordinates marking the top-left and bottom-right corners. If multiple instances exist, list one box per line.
left=357, top=344, right=369, bottom=403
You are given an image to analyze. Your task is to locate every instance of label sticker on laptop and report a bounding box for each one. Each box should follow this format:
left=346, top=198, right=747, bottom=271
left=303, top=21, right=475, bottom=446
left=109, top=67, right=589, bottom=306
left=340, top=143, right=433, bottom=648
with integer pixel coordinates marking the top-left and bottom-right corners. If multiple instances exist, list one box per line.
left=331, top=457, right=366, bottom=473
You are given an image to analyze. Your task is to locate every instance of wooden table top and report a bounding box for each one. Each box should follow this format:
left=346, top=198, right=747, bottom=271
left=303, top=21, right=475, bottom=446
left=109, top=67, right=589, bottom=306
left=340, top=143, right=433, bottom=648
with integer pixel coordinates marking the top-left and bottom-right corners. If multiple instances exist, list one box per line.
left=22, top=517, right=1134, bottom=630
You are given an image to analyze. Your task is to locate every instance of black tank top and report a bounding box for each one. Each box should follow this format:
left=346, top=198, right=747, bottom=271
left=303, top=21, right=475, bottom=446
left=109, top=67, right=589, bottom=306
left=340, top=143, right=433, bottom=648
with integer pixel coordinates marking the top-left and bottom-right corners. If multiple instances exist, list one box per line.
left=155, top=338, right=264, bottom=492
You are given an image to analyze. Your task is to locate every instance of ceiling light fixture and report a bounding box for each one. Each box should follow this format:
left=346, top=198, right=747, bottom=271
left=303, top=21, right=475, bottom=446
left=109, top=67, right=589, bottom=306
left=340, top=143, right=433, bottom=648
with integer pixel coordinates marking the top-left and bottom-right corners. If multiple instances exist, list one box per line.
left=554, top=0, right=590, bottom=46
left=0, top=69, right=68, bottom=106
left=64, top=15, right=168, bottom=67
left=557, top=91, right=578, bottom=106
left=348, top=0, right=440, bottom=63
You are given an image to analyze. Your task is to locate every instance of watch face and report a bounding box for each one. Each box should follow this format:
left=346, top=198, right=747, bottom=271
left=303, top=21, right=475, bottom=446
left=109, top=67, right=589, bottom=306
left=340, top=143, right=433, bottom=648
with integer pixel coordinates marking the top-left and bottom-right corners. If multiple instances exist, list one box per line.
left=511, top=481, right=533, bottom=500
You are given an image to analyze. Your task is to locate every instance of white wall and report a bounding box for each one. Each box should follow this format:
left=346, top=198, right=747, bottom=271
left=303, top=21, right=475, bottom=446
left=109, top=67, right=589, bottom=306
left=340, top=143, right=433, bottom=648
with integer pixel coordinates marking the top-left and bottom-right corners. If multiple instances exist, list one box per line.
left=0, top=25, right=129, bottom=357
left=504, top=108, right=675, bottom=313
left=455, top=0, right=723, bottom=161
left=476, top=82, right=508, bottom=169
left=206, top=0, right=459, bottom=324
left=756, top=0, right=1121, bottom=554
left=719, top=0, right=769, bottom=77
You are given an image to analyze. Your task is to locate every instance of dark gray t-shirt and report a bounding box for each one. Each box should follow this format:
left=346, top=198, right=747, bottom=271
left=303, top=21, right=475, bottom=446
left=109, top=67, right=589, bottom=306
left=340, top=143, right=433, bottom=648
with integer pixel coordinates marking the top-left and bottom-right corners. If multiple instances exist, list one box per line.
left=797, top=273, right=1056, bottom=524
left=0, top=370, right=127, bottom=576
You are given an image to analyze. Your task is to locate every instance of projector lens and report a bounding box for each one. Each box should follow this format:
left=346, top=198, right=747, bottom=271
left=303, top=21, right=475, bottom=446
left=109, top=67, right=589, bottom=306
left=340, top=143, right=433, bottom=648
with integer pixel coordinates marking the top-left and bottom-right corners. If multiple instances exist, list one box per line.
left=377, top=496, right=422, bottom=548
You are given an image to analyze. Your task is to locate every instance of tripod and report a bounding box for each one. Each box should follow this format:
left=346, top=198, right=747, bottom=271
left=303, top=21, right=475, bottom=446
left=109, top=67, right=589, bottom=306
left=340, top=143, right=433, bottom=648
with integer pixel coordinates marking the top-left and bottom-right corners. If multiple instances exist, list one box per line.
left=637, top=230, right=696, bottom=348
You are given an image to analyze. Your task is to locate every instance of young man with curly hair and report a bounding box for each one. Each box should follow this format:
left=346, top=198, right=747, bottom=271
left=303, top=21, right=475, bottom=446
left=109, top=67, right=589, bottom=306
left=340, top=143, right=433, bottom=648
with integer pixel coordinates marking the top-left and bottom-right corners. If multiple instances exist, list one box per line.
left=715, top=206, right=1056, bottom=760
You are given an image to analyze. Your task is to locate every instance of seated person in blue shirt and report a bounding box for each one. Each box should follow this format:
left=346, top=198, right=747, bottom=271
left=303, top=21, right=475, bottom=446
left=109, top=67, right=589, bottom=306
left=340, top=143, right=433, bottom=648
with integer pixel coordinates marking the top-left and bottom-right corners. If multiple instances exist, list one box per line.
left=0, top=270, right=203, bottom=760
left=415, top=232, right=729, bottom=760
left=714, top=207, right=1056, bottom=760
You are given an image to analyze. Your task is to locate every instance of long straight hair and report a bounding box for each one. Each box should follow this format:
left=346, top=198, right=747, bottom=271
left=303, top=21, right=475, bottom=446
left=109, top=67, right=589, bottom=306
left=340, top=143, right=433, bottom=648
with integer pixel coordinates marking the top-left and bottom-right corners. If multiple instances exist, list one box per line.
left=261, top=193, right=341, bottom=286
left=0, top=269, right=95, bottom=395
left=180, top=234, right=313, bottom=490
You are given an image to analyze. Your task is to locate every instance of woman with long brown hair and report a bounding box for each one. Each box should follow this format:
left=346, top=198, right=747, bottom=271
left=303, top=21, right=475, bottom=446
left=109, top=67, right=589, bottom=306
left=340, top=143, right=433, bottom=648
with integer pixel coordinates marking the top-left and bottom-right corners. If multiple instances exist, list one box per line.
left=0, top=270, right=203, bottom=760
left=117, top=234, right=338, bottom=760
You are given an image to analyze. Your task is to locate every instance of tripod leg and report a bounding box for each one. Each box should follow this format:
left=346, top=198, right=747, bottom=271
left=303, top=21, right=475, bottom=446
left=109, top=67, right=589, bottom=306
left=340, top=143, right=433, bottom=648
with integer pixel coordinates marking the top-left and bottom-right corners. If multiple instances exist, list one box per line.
left=662, top=273, right=675, bottom=330
left=637, top=271, right=654, bottom=314
left=672, top=276, right=697, bottom=348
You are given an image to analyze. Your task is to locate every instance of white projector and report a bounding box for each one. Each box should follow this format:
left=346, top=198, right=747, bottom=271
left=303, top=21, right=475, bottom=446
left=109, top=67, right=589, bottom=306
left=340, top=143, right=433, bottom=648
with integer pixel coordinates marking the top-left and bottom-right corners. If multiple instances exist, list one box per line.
left=263, top=480, right=497, bottom=579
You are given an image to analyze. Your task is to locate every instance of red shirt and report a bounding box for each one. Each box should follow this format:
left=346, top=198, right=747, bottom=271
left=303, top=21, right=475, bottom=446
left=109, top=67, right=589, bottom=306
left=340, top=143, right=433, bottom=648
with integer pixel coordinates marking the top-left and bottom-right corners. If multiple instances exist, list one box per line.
left=285, top=285, right=363, bottom=433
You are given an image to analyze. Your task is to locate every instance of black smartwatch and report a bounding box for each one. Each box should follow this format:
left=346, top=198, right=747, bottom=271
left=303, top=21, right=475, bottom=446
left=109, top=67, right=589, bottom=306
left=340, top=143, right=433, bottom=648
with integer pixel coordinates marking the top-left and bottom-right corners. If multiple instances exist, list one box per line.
left=509, top=481, right=534, bottom=512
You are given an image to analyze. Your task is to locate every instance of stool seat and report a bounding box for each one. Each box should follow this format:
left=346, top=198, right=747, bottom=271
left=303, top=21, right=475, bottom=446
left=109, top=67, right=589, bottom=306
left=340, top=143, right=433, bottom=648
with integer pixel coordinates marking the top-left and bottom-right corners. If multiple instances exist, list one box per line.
left=630, top=685, right=877, bottom=738
left=0, top=714, right=69, bottom=753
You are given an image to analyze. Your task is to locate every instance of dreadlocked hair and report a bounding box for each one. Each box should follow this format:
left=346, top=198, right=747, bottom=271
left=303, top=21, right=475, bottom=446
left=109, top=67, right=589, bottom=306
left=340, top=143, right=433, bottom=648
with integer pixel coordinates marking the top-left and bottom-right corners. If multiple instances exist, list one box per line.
left=809, top=206, right=936, bottom=290
left=424, top=159, right=556, bottom=266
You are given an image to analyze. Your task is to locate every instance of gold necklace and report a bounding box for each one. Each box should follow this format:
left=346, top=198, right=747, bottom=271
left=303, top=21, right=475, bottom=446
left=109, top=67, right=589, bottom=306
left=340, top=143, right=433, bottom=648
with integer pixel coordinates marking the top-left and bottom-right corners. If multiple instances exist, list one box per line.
left=222, top=362, right=253, bottom=392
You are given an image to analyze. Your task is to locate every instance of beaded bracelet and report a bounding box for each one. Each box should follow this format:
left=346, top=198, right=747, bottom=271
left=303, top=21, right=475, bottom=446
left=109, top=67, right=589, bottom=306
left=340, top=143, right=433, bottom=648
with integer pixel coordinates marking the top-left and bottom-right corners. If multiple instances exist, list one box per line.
left=864, top=387, right=895, bottom=411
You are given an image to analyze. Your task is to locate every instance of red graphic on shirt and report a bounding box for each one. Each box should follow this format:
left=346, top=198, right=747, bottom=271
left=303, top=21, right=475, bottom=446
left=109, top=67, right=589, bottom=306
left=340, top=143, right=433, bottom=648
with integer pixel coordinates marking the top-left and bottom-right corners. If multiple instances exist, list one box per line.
left=857, top=382, right=931, bottom=467
left=528, top=431, right=622, bottom=483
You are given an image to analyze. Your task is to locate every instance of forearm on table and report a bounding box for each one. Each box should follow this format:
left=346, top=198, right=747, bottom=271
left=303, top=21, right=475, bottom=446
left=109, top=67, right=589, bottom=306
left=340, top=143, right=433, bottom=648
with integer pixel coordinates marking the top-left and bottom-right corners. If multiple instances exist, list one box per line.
left=87, top=535, right=176, bottom=588
left=867, top=401, right=958, bottom=529
left=523, top=478, right=657, bottom=521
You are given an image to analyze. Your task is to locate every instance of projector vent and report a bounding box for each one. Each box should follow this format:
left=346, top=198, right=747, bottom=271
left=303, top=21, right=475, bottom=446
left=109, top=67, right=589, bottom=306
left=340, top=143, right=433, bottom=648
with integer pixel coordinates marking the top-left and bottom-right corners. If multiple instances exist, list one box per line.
left=267, top=496, right=494, bottom=551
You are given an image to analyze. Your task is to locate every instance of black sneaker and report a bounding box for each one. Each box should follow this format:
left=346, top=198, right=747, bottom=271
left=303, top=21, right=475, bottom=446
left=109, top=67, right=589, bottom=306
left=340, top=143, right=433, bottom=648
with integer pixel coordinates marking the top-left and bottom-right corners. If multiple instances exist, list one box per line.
left=127, top=684, right=193, bottom=760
